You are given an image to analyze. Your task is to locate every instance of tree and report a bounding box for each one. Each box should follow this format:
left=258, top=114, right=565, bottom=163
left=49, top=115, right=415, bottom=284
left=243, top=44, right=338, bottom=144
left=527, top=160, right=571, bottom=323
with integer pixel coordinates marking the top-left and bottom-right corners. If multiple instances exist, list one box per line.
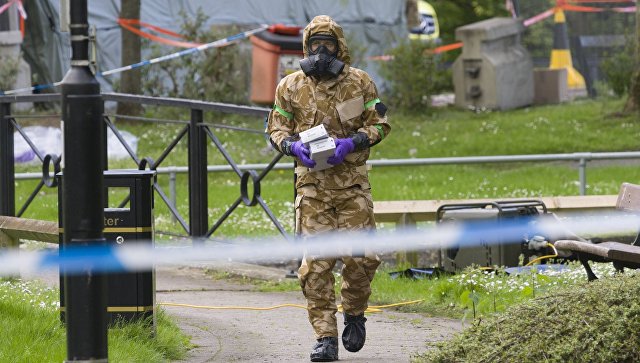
left=117, top=0, right=143, bottom=117
left=429, top=0, right=509, bottom=43
left=624, top=5, right=640, bottom=113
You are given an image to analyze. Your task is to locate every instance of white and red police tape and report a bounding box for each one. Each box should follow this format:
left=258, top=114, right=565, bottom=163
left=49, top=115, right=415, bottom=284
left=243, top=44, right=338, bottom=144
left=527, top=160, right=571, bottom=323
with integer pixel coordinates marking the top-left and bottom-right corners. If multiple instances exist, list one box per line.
left=0, top=25, right=269, bottom=96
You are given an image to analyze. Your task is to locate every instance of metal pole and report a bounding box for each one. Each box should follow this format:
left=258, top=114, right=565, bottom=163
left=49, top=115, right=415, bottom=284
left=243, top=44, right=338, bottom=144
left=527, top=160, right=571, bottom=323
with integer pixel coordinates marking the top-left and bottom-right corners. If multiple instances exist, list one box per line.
left=170, top=169, right=177, bottom=223
left=0, top=102, right=15, bottom=216
left=511, top=0, right=521, bottom=18
left=61, top=1, right=107, bottom=361
left=0, top=0, right=9, bottom=32
left=188, top=108, right=208, bottom=240
left=579, top=158, right=587, bottom=196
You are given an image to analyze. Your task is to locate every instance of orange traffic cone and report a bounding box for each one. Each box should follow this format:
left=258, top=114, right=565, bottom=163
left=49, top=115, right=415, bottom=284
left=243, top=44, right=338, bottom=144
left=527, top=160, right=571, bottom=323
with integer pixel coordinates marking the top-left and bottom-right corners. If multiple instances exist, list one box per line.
left=549, top=8, right=586, bottom=90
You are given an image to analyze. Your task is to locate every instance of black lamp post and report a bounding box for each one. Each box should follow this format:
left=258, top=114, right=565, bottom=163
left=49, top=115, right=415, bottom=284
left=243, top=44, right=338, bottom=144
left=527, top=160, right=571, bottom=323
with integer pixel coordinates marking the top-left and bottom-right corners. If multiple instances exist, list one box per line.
left=61, top=0, right=108, bottom=361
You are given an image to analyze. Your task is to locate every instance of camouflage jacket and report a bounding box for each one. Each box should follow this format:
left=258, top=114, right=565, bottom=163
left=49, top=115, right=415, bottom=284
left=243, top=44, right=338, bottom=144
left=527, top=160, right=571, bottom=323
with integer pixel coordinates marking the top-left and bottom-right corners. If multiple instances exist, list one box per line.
left=266, top=15, right=391, bottom=190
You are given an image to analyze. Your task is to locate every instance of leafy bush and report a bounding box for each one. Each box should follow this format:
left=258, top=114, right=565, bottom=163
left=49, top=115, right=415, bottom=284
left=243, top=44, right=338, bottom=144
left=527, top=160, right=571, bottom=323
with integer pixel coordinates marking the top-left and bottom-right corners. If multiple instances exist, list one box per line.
left=0, top=54, right=20, bottom=91
left=378, top=39, right=452, bottom=111
left=416, top=270, right=640, bottom=363
left=601, top=34, right=635, bottom=97
left=141, top=9, right=251, bottom=104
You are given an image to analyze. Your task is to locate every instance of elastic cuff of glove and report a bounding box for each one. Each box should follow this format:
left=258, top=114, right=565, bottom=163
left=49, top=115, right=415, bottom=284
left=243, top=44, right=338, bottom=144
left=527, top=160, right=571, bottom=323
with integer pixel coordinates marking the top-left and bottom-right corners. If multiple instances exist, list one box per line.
left=351, top=132, right=370, bottom=152
left=280, top=138, right=295, bottom=156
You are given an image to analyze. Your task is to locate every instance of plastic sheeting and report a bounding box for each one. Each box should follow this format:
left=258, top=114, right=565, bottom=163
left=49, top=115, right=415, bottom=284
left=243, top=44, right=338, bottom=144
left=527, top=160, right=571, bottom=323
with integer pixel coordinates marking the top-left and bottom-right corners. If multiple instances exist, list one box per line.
left=22, top=0, right=408, bottom=95
left=14, top=126, right=138, bottom=163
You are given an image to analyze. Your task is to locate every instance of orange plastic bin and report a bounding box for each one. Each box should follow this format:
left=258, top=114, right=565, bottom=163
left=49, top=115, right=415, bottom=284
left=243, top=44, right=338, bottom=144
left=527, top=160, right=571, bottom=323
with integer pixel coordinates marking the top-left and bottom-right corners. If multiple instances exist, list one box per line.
left=250, top=26, right=303, bottom=105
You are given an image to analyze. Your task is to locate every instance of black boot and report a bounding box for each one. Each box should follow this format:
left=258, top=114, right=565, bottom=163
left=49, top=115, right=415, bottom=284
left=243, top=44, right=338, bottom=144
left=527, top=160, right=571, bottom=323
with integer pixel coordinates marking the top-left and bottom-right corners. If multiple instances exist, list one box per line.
left=310, top=336, right=339, bottom=362
left=342, top=313, right=367, bottom=352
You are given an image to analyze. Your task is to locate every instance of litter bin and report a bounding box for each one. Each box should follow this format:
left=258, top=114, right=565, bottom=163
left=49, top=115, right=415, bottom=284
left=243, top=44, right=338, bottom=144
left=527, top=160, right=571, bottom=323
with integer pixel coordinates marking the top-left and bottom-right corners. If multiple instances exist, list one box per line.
left=250, top=25, right=303, bottom=105
left=452, top=17, right=533, bottom=110
left=59, top=170, right=156, bottom=325
left=436, top=200, right=547, bottom=272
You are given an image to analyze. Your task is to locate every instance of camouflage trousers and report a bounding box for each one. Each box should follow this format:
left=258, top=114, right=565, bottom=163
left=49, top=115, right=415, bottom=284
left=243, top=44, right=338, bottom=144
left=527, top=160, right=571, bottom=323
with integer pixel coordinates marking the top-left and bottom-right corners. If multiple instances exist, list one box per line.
left=296, top=184, right=381, bottom=339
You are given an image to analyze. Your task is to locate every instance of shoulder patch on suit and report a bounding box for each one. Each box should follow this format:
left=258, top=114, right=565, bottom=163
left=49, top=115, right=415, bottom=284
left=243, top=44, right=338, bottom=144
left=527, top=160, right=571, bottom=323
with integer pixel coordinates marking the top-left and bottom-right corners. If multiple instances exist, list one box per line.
left=375, top=102, right=387, bottom=117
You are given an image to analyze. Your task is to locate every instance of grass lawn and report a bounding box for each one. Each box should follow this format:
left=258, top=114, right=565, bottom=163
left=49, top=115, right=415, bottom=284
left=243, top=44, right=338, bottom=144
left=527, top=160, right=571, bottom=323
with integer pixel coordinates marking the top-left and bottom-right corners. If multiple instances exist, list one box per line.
left=0, top=279, right=189, bottom=363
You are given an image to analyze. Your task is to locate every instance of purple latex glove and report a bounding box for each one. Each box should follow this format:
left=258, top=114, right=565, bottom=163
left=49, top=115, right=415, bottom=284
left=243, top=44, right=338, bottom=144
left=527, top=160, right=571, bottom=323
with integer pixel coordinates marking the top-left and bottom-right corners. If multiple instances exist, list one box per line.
left=327, top=137, right=355, bottom=165
left=291, top=140, right=316, bottom=168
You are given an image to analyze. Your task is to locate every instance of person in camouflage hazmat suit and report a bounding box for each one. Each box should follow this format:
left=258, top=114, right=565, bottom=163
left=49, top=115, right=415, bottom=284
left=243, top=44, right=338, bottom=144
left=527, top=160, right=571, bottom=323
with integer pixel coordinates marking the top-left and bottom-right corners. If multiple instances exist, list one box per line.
left=266, top=15, right=391, bottom=362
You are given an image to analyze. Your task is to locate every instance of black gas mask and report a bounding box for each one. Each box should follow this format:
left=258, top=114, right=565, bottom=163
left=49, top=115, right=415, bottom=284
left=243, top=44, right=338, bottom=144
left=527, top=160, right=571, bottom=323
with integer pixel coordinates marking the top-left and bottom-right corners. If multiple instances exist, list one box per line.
left=299, top=34, right=345, bottom=78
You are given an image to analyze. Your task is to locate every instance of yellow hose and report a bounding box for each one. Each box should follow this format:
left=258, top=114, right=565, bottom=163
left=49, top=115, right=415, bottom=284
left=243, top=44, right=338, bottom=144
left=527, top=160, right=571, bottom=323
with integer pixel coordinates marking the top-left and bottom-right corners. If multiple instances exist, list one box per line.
left=158, top=299, right=424, bottom=314
left=525, top=242, right=558, bottom=267
left=161, top=241, right=554, bottom=315
left=157, top=302, right=307, bottom=311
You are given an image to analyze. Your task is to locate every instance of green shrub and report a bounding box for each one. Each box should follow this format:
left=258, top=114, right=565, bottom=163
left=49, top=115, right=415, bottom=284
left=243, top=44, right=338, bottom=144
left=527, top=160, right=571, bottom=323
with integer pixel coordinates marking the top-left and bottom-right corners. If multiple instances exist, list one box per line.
left=378, top=39, right=451, bottom=111
left=0, top=54, right=20, bottom=91
left=601, top=34, right=635, bottom=97
left=141, top=9, right=251, bottom=104
left=416, top=271, right=640, bottom=363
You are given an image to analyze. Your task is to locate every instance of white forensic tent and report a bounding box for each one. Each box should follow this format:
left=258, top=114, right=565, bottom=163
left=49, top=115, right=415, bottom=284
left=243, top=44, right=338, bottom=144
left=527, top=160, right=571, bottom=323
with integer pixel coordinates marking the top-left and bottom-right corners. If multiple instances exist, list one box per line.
left=22, top=0, right=410, bottom=96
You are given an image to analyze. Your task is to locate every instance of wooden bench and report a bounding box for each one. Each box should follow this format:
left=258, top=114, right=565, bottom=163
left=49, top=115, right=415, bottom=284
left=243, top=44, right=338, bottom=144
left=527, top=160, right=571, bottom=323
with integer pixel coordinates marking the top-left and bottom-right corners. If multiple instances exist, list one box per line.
left=0, top=216, right=58, bottom=247
left=554, top=183, right=640, bottom=281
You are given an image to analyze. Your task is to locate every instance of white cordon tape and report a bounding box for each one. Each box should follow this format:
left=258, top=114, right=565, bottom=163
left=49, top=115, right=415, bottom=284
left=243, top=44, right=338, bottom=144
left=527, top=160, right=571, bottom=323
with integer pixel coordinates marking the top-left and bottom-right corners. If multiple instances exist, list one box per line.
left=1, top=212, right=639, bottom=276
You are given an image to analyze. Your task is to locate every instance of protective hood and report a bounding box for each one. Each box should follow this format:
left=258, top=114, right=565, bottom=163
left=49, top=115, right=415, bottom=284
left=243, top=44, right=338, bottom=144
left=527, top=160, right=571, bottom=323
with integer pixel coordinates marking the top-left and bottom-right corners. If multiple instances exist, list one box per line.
left=302, top=15, right=351, bottom=65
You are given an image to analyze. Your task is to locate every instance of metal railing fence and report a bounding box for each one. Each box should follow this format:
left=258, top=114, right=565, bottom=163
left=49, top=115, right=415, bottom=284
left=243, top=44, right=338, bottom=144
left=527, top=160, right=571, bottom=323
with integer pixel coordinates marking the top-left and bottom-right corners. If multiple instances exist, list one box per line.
left=4, top=93, right=640, bottom=240
left=15, top=149, right=640, bottom=203
left=1, top=93, right=289, bottom=240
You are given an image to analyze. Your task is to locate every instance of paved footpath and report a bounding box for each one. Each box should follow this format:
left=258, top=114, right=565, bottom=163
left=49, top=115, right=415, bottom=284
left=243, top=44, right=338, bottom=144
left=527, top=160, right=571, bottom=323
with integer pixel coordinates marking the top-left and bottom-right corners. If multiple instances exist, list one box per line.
left=26, top=262, right=463, bottom=362
left=156, top=263, right=463, bottom=363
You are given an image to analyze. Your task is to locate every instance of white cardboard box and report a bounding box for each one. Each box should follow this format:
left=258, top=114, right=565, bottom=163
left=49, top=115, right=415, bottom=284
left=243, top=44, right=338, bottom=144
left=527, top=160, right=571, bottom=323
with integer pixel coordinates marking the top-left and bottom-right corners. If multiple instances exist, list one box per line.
left=299, top=124, right=328, bottom=146
left=309, top=137, right=336, bottom=171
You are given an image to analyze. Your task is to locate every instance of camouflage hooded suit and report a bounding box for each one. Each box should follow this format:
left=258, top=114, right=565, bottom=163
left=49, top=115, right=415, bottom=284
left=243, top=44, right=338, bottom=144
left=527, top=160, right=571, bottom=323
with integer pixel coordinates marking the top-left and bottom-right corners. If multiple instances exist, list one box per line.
left=266, top=15, right=391, bottom=339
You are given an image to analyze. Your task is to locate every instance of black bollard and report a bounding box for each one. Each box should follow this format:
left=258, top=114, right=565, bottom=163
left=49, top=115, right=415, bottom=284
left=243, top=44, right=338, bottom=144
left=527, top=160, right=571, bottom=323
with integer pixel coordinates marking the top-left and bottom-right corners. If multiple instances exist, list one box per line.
left=61, top=0, right=108, bottom=361
left=0, top=102, right=14, bottom=217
